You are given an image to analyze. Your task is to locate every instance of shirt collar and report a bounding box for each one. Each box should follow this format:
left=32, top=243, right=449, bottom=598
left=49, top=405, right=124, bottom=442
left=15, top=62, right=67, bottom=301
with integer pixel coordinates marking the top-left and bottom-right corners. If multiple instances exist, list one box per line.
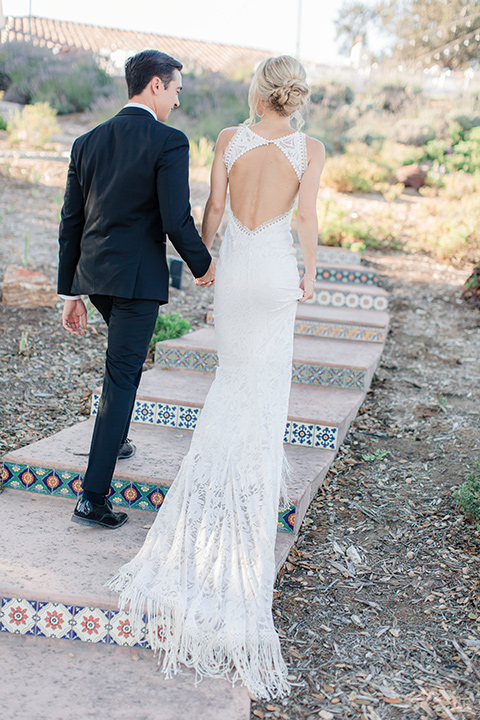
left=123, top=102, right=157, bottom=120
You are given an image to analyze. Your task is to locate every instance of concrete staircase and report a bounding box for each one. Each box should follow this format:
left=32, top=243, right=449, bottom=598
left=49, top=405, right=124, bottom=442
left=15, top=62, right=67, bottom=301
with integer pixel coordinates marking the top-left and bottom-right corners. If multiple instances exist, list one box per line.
left=1, top=247, right=389, bottom=718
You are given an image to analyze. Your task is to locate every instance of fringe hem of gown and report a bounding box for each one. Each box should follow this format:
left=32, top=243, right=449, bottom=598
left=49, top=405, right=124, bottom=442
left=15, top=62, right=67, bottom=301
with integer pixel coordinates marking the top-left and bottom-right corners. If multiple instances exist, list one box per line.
left=106, top=571, right=291, bottom=701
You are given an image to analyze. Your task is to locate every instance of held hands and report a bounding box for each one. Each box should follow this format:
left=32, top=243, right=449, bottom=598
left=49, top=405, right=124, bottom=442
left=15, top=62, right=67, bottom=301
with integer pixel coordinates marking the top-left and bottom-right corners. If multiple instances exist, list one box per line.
left=194, top=258, right=216, bottom=288
left=298, top=275, right=315, bottom=303
left=62, top=298, right=87, bottom=335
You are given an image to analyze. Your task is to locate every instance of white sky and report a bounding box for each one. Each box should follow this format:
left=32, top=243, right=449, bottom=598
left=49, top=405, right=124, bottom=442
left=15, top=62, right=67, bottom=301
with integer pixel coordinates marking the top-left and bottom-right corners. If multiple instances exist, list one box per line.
left=3, top=0, right=353, bottom=66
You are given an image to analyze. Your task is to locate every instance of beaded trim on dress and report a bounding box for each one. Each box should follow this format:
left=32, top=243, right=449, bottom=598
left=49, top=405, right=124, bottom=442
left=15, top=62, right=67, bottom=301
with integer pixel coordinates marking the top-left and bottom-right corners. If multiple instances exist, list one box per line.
left=223, top=126, right=308, bottom=181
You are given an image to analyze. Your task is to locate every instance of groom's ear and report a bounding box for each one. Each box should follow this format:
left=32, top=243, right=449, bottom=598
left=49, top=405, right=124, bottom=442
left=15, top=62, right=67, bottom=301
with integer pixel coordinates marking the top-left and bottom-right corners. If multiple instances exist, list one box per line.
left=150, top=76, right=162, bottom=95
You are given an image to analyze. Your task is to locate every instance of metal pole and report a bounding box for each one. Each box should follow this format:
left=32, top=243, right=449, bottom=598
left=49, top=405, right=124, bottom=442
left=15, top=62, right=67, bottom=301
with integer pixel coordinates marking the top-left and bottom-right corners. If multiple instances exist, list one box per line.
left=296, top=0, right=302, bottom=59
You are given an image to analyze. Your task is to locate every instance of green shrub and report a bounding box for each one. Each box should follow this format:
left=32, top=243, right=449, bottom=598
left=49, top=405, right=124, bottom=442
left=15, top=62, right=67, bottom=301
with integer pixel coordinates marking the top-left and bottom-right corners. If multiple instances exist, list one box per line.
left=0, top=41, right=113, bottom=114
left=318, top=200, right=398, bottom=252
left=0, top=114, right=7, bottom=131
left=412, top=194, right=480, bottom=263
left=423, top=128, right=480, bottom=174
left=322, top=147, right=392, bottom=193
left=454, top=462, right=480, bottom=532
left=390, top=118, right=436, bottom=146
left=150, top=312, right=190, bottom=350
left=309, top=82, right=354, bottom=109
left=7, top=102, right=59, bottom=149
left=436, top=172, right=480, bottom=200
left=173, top=72, right=248, bottom=142
left=380, top=141, right=424, bottom=168
left=190, top=137, right=215, bottom=168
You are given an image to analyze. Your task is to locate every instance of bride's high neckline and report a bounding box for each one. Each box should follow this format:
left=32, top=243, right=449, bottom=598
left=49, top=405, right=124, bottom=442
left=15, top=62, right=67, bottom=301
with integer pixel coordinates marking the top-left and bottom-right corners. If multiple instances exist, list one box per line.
left=246, top=126, right=297, bottom=142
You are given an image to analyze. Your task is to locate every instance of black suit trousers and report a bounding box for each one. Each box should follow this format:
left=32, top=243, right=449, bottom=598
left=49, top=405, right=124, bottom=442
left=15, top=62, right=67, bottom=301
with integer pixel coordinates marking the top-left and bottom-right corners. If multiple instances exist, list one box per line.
left=81, top=295, right=160, bottom=496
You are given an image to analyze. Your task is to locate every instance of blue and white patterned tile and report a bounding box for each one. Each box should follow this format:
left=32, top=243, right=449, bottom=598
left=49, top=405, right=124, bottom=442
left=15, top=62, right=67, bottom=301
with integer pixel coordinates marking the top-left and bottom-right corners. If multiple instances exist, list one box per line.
left=155, top=403, right=178, bottom=428
left=314, top=425, right=338, bottom=450
left=0, top=598, right=37, bottom=635
left=283, top=421, right=292, bottom=443
left=346, top=292, right=361, bottom=308
left=290, top=422, right=315, bottom=447
left=331, top=291, right=347, bottom=307
left=71, top=607, right=109, bottom=643
left=177, top=405, right=200, bottom=430
left=91, top=393, right=100, bottom=416
left=36, top=602, right=74, bottom=639
left=373, top=295, right=388, bottom=311
left=133, top=400, right=156, bottom=424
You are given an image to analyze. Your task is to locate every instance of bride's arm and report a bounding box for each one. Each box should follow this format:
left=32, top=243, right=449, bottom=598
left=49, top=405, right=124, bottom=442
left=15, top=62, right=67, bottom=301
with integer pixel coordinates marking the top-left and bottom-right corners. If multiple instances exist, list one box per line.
left=201, top=129, right=233, bottom=250
left=297, top=137, right=325, bottom=302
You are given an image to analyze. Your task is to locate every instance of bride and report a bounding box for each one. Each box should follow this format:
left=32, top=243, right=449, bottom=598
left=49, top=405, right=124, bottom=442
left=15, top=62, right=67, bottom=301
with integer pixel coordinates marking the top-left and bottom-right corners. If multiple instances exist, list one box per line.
left=108, top=55, right=325, bottom=699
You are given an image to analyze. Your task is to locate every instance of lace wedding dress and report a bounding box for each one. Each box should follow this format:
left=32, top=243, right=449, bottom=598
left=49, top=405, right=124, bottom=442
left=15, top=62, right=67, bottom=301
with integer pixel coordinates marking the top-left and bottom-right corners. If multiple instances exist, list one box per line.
left=108, top=126, right=308, bottom=699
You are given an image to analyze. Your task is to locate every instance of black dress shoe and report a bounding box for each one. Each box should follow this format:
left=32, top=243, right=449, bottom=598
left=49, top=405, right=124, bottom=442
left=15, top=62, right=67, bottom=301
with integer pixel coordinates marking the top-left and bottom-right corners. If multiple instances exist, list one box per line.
left=117, top=439, right=136, bottom=460
left=71, top=498, right=128, bottom=529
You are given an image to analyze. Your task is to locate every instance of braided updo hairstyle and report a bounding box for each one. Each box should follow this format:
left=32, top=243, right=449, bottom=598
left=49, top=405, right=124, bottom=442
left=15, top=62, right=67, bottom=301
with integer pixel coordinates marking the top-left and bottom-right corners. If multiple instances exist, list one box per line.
left=246, top=55, right=310, bottom=129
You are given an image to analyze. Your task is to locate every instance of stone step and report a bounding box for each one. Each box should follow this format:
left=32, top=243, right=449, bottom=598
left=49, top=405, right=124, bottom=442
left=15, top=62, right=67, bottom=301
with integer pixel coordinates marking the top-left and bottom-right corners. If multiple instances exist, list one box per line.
left=91, top=368, right=365, bottom=451
left=0, top=490, right=293, bottom=613
left=308, top=280, right=388, bottom=311
left=0, top=489, right=263, bottom=717
left=295, top=244, right=362, bottom=266
left=154, top=327, right=383, bottom=391
left=0, top=633, right=250, bottom=720
left=206, top=304, right=389, bottom=343
left=298, top=261, right=379, bottom=286
left=2, top=419, right=335, bottom=534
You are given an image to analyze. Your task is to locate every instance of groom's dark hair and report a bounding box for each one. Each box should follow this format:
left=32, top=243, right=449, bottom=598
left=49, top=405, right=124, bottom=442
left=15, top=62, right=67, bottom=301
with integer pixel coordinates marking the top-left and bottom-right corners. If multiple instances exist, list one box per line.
left=125, top=49, right=183, bottom=98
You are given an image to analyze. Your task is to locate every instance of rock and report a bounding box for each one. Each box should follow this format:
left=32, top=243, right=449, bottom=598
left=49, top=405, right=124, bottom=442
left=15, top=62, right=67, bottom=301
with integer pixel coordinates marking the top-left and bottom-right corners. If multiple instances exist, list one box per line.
left=1, top=265, right=58, bottom=308
left=394, top=164, right=427, bottom=190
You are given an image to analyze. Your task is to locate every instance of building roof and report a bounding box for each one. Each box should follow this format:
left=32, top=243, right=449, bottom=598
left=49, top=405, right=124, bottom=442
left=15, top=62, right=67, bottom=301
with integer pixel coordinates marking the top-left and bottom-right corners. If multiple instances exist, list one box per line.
left=1, top=15, right=272, bottom=74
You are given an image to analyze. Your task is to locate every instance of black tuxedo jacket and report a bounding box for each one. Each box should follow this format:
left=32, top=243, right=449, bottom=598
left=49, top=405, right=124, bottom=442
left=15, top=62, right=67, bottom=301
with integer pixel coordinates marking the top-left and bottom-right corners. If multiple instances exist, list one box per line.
left=57, top=107, right=211, bottom=301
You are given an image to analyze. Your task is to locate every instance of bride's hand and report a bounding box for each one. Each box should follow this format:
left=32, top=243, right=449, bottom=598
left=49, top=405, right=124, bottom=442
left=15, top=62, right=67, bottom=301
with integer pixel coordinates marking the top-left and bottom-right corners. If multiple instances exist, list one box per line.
left=195, top=258, right=217, bottom=287
left=298, top=276, right=315, bottom=303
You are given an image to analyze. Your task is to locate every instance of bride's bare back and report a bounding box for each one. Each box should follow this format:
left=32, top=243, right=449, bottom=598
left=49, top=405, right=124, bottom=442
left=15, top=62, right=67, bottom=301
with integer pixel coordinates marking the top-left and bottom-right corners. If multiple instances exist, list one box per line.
left=202, top=119, right=325, bottom=301
left=226, top=130, right=301, bottom=231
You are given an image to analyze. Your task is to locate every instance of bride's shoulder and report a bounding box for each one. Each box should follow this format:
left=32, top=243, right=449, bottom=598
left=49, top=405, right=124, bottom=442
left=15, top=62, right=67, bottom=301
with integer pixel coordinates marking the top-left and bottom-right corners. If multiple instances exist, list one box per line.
left=304, top=135, right=326, bottom=162
left=216, top=126, right=241, bottom=149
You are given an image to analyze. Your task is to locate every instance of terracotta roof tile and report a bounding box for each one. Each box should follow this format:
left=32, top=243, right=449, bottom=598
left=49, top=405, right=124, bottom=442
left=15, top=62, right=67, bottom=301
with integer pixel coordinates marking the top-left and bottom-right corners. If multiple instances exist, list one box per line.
left=1, top=16, right=271, bottom=73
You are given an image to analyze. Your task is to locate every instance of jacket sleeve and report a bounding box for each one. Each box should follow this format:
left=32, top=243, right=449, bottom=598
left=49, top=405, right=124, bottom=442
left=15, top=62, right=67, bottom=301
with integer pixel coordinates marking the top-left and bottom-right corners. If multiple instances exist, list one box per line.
left=57, top=141, right=85, bottom=295
left=156, top=130, right=212, bottom=278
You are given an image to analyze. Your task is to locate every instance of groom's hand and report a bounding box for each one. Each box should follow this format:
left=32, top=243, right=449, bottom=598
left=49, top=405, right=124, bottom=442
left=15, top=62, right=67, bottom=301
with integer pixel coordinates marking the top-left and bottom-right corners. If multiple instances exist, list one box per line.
left=194, top=258, right=216, bottom=287
left=62, top=299, right=87, bottom=336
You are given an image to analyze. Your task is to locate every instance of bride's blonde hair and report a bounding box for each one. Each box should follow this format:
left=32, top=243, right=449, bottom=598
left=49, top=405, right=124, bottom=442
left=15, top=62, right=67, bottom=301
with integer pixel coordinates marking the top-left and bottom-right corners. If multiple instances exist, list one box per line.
left=246, top=55, right=310, bottom=129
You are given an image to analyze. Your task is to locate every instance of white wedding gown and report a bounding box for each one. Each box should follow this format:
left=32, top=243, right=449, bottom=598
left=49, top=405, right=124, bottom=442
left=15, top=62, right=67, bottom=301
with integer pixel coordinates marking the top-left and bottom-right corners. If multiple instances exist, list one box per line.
left=108, top=126, right=308, bottom=699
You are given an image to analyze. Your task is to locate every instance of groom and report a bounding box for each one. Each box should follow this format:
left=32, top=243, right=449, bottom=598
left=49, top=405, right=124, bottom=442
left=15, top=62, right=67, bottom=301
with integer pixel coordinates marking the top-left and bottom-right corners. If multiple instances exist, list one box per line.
left=57, top=49, right=215, bottom=529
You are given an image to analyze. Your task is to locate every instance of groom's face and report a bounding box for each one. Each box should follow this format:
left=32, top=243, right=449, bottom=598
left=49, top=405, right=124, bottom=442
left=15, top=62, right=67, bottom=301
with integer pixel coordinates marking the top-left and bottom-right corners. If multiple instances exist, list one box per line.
left=155, top=69, right=182, bottom=122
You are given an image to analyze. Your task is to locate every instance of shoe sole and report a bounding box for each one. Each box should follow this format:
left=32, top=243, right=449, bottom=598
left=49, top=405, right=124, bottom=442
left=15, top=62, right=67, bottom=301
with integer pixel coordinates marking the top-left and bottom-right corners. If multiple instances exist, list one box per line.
left=71, top=514, right=128, bottom=529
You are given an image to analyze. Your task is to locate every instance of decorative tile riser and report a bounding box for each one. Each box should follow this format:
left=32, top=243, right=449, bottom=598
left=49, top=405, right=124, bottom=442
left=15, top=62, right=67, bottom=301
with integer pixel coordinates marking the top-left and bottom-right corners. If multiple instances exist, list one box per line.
left=2, top=462, right=296, bottom=533
left=91, top=394, right=339, bottom=450
left=293, top=319, right=386, bottom=343
left=298, top=265, right=378, bottom=285
left=1, top=595, right=156, bottom=648
left=154, top=350, right=367, bottom=390
left=205, top=311, right=386, bottom=343
left=308, top=289, right=388, bottom=311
